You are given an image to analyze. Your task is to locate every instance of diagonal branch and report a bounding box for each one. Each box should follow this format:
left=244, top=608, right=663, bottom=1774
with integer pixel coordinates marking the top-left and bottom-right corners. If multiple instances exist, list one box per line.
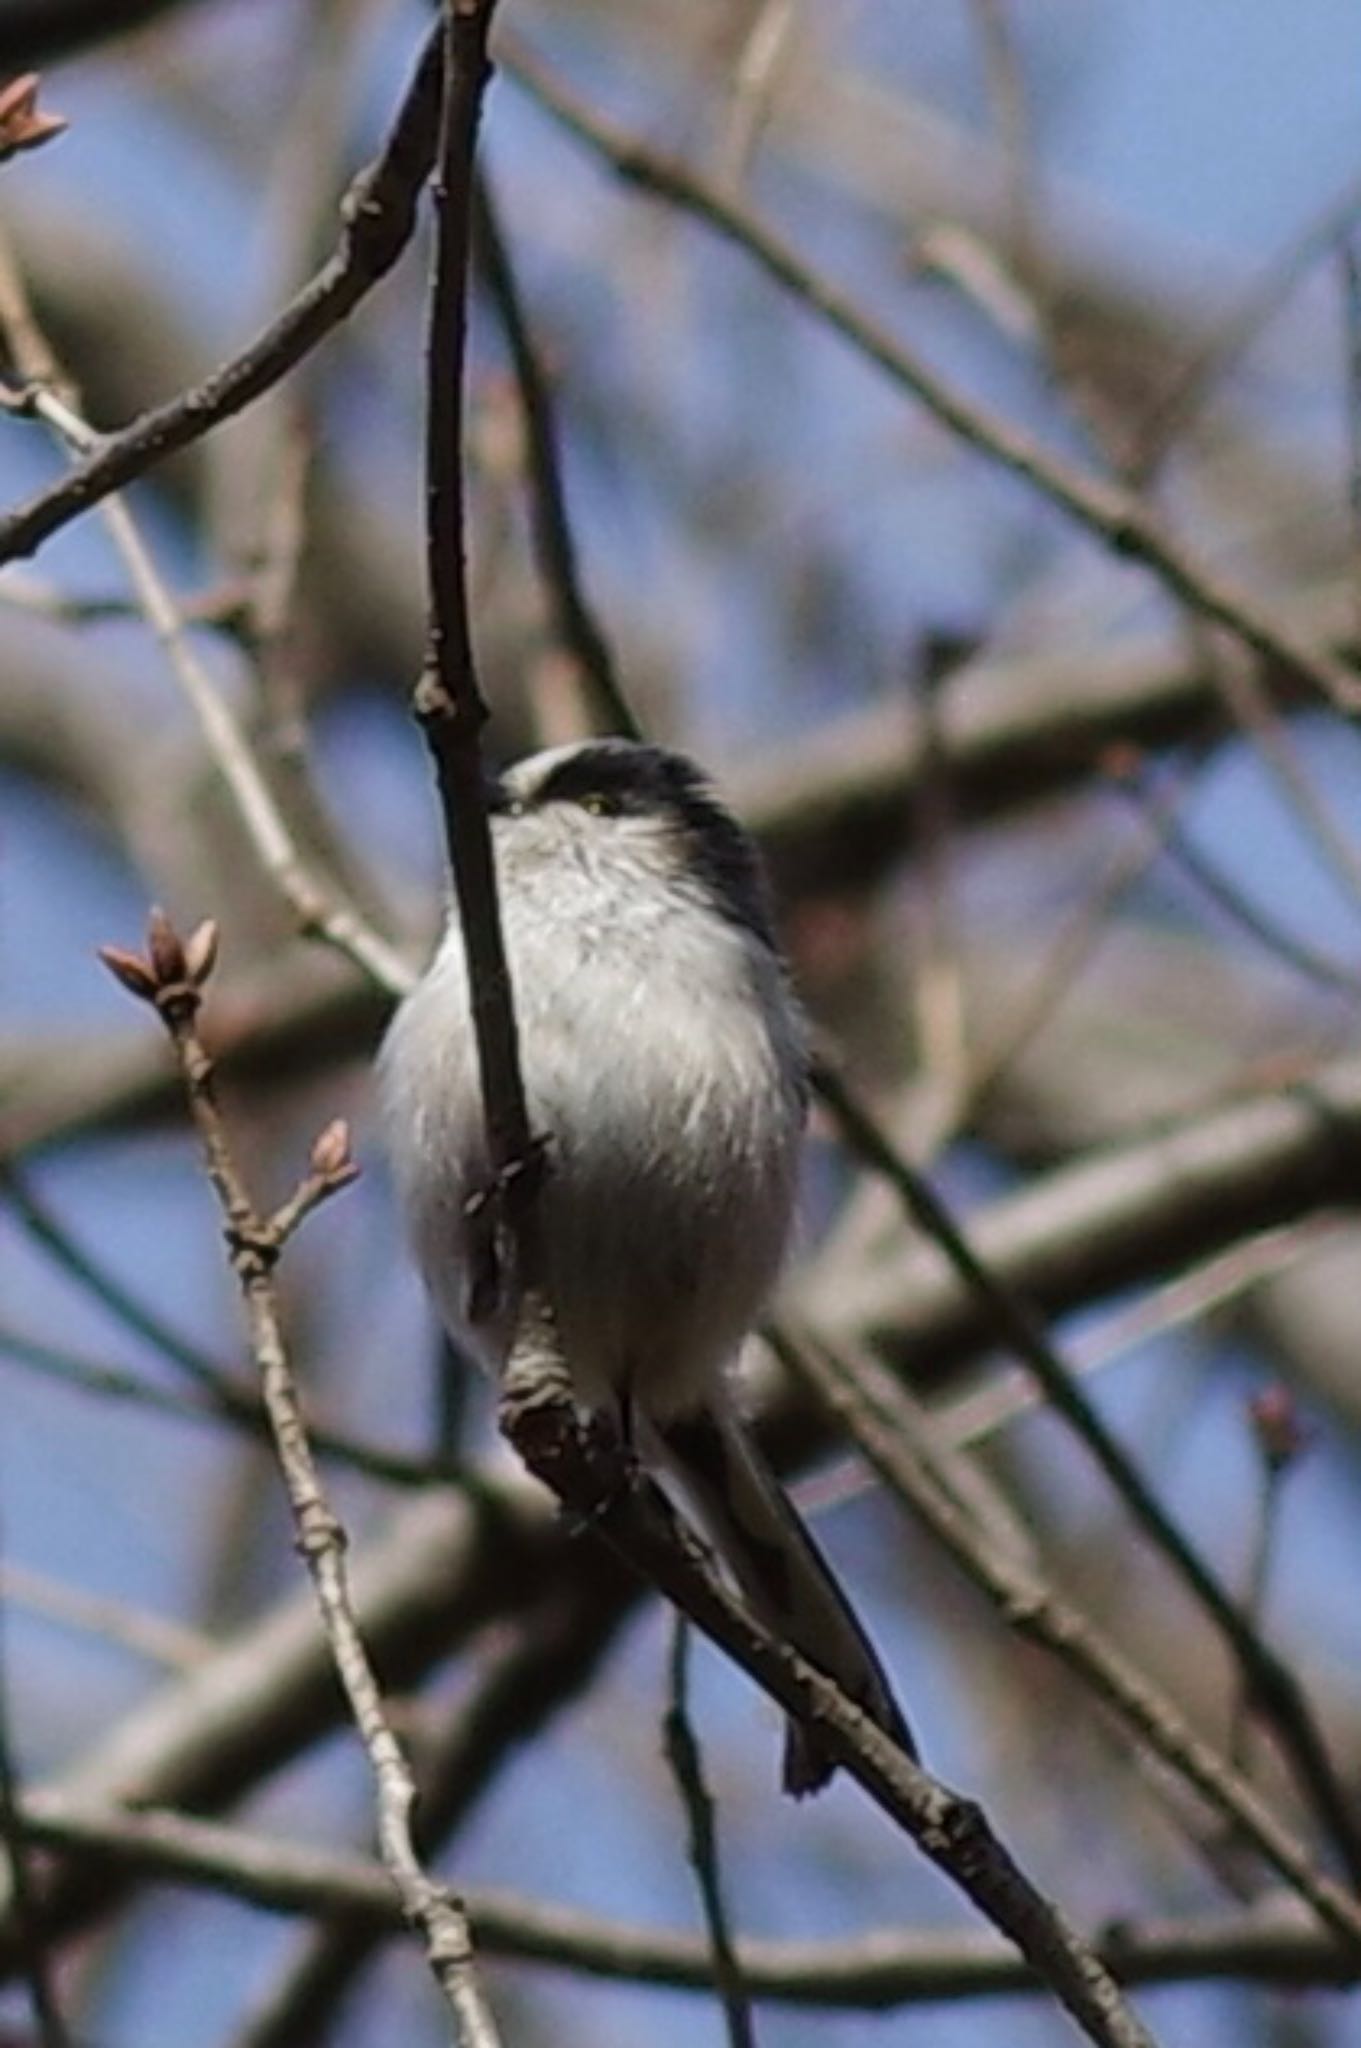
left=775, top=1322, right=1361, bottom=1954
left=0, top=22, right=445, bottom=566
left=499, top=34, right=1361, bottom=721
left=814, top=1061, right=1361, bottom=1892
left=472, top=169, right=638, bottom=738
left=498, top=1343, right=1163, bottom=2048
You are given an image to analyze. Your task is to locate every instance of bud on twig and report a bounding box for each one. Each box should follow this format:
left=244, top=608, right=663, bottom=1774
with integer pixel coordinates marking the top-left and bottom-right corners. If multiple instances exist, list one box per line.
left=183, top=919, right=220, bottom=986
left=0, top=75, right=67, bottom=163
left=98, top=909, right=219, bottom=1012
left=310, top=1118, right=358, bottom=1185
left=97, top=945, right=159, bottom=1003
left=1248, top=1385, right=1311, bottom=1477
left=146, top=906, right=187, bottom=985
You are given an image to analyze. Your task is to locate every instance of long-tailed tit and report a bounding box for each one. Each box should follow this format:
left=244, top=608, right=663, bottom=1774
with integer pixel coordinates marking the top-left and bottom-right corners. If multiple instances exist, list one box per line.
left=378, top=737, right=914, bottom=1793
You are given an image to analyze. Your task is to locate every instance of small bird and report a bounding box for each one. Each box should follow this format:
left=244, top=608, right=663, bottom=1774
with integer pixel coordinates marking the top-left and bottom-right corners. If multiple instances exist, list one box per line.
left=378, top=737, right=914, bottom=1793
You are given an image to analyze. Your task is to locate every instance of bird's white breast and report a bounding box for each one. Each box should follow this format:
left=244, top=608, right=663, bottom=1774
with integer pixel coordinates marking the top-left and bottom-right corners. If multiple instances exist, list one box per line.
left=378, top=811, right=806, bottom=1417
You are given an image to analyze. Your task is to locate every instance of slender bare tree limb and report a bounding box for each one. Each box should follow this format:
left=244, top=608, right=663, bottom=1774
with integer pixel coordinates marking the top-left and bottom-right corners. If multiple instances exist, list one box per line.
left=0, top=1317, right=464, bottom=1491
left=1107, top=758, right=1361, bottom=999
left=774, top=1323, right=1361, bottom=1953
left=415, top=0, right=540, bottom=1253
left=498, top=34, right=1361, bottom=719
left=498, top=1340, right=1163, bottom=2048
left=814, top=1060, right=1361, bottom=1889
left=472, top=169, right=638, bottom=738
left=0, top=22, right=445, bottom=566
left=236, top=1562, right=640, bottom=2048
left=1132, top=161, right=1361, bottom=479
left=95, top=909, right=501, bottom=2045
left=15, top=1793, right=1361, bottom=2004
left=2, top=375, right=413, bottom=995
left=0, top=1161, right=457, bottom=1486
left=663, top=1621, right=756, bottom=2048
left=0, top=1552, right=71, bottom=2048
left=809, top=1050, right=1361, bottom=1380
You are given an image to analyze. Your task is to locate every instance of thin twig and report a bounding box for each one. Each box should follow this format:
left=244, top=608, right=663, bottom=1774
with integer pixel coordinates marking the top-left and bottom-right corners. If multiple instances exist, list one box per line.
left=0, top=1482, right=552, bottom=1983
left=0, top=23, right=446, bottom=568
left=236, top=1563, right=640, bottom=2048
left=0, top=1318, right=463, bottom=1491
left=473, top=170, right=638, bottom=737
left=16, top=1792, right=1361, bottom=2004
left=97, top=910, right=500, bottom=2046
left=498, top=1340, right=1162, bottom=2048
left=714, top=0, right=800, bottom=191
left=13, top=381, right=413, bottom=995
left=970, top=0, right=1040, bottom=284
left=1109, top=759, right=1361, bottom=999
left=1132, top=163, right=1361, bottom=480
left=1228, top=1391, right=1310, bottom=1775
left=499, top=35, right=1361, bottom=719
left=1192, top=622, right=1361, bottom=916
left=417, top=0, right=542, bottom=1320
left=940, top=1220, right=1338, bottom=1451
left=0, top=217, right=414, bottom=1001
left=774, top=1324, right=1361, bottom=1957
left=6, top=1039, right=430, bottom=1490
left=0, top=1527, right=72, bottom=2048
left=0, top=1559, right=208, bottom=1674
left=0, top=1160, right=226, bottom=1391
left=664, top=1621, right=757, bottom=2048
left=962, top=783, right=1170, bottom=1112
left=906, top=654, right=970, bottom=1139
left=813, top=1059, right=1361, bottom=1891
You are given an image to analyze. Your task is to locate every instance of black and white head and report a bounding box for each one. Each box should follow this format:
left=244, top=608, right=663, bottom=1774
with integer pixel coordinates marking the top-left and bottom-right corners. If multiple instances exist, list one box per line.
left=490, top=738, right=780, bottom=948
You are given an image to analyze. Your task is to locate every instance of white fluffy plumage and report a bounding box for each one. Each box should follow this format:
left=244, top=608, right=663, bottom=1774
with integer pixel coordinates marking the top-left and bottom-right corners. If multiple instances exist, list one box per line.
left=378, top=739, right=913, bottom=1793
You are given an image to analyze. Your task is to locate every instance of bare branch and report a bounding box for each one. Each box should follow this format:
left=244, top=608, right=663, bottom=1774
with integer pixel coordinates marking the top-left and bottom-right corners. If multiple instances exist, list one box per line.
left=663, top=1622, right=756, bottom=2048
left=235, top=1563, right=641, bottom=2048
left=0, top=23, right=445, bottom=566
left=93, top=909, right=499, bottom=2042
left=16, top=1793, right=1361, bottom=2004
left=814, top=1060, right=1361, bottom=1889
left=500, top=34, right=1361, bottom=719
left=775, top=1323, right=1361, bottom=1954
left=473, top=169, right=637, bottom=737
left=498, top=1339, right=1162, bottom=2048
left=0, top=1558, right=71, bottom=2048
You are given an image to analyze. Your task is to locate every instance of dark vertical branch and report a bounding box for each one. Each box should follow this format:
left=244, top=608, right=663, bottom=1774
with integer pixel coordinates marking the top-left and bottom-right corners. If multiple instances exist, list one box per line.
left=472, top=170, right=638, bottom=739
left=0, top=1535, right=71, bottom=2048
left=663, top=1621, right=757, bottom=2048
left=417, top=0, right=538, bottom=1271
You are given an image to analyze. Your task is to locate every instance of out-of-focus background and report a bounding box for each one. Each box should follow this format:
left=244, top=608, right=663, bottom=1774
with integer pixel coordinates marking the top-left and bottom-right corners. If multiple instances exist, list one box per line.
left=5, top=1, right=1361, bottom=2042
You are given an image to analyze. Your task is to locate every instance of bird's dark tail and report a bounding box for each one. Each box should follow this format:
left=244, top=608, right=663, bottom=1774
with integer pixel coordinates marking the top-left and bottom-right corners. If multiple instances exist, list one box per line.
left=653, top=1402, right=916, bottom=1795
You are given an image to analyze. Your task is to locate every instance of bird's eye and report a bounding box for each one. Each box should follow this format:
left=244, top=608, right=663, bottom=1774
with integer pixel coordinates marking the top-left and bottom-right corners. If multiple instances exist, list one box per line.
left=579, top=792, right=620, bottom=818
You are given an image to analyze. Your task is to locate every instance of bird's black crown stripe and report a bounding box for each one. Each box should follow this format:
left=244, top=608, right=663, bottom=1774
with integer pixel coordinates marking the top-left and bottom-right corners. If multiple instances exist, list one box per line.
left=517, top=740, right=781, bottom=950
left=531, top=740, right=706, bottom=815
